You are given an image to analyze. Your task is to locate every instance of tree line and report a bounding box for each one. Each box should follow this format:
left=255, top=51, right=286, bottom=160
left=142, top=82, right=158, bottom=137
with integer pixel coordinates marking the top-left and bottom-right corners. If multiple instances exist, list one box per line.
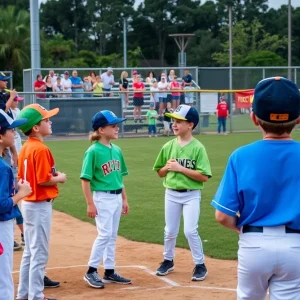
left=0, top=0, right=299, bottom=89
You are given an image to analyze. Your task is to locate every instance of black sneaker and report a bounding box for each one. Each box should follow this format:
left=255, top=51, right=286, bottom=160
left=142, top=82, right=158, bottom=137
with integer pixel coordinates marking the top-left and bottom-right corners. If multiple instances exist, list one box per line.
left=44, top=276, right=60, bottom=288
left=14, top=241, right=22, bottom=251
left=156, top=259, right=174, bottom=276
left=83, top=271, right=104, bottom=289
left=191, top=263, right=208, bottom=281
left=103, top=272, right=131, bottom=284
left=21, top=234, right=25, bottom=246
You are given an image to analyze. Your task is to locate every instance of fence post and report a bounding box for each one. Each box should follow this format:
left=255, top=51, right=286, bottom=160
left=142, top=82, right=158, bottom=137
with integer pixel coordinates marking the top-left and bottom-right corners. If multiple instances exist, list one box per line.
left=262, top=68, right=265, bottom=79
left=294, top=68, right=297, bottom=85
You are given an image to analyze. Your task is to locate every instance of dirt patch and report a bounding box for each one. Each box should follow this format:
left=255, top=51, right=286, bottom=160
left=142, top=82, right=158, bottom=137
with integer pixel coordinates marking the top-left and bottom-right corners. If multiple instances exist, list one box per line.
left=13, top=211, right=237, bottom=300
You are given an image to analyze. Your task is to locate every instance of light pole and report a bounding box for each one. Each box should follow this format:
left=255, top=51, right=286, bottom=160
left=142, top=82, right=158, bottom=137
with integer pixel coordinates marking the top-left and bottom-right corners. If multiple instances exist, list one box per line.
left=123, top=18, right=127, bottom=68
left=228, top=4, right=233, bottom=133
left=288, top=0, right=292, bottom=79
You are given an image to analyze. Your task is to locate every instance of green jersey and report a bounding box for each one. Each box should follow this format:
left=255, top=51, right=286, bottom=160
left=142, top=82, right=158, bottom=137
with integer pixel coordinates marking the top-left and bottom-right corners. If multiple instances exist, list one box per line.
left=80, top=142, right=128, bottom=191
left=146, top=109, right=158, bottom=125
left=153, top=138, right=212, bottom=190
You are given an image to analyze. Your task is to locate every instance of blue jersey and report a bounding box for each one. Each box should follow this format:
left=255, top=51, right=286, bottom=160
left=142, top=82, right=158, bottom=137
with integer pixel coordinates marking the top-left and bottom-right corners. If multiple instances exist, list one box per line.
left=212, top=140, right=300, bottom=230
left=0, top=157, right=20, bottom=221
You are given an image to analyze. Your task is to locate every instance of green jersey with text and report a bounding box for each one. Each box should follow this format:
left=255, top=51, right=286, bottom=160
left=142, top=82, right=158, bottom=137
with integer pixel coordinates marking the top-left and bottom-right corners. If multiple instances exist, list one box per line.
left=153, top=138, right=211, bottom=190
left=80, top=142, right=128, bottom=191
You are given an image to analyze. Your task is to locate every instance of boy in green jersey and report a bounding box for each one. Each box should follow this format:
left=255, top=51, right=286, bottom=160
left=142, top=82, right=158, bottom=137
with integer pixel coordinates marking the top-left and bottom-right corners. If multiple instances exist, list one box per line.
left=146, top=102, right=158, bottom=137
left=80, top=110, right=131, bottom=289
left=153, top=104, right=212, bottom=281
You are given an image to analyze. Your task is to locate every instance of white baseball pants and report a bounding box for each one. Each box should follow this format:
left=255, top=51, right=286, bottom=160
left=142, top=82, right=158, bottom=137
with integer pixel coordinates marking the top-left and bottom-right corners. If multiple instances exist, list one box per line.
left=238, top=226, right=300, bottom=300
left=0, top=219, right=14, bottom=300
left=88, top=191, right=122, bottom=270
left=17, top=201, right=52, bottom=300
left=163, top=189, right=204, bottom=265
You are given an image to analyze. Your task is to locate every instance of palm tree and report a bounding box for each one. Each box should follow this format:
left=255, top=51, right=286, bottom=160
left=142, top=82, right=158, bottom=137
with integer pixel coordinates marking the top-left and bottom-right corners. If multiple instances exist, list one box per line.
left=0, top=6, right=30, bottom=71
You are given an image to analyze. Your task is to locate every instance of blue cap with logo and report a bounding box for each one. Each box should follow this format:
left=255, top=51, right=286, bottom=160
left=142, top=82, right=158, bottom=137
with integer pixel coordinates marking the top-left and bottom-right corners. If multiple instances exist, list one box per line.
left=253, top=76, right=300, bottom=123
left=92, top=110, right=126, bottom=130
left=165, top=104, right=199, bottom=129
left=0, top=72, right=12, bottom=81
left=0, top=109, right=27, bottom=132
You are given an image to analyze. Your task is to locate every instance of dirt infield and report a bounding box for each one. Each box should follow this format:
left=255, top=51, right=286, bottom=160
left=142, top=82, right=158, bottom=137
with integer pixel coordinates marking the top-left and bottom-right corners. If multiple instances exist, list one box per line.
left=13, top=211, right=237, bottom=300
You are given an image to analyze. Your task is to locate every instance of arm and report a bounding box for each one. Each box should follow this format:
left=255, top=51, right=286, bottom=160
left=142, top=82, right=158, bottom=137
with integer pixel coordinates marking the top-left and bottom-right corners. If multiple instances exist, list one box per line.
left=81, top=179, right=97, bottom=218
left=215, top=210, right=239, bottom=233
left=10, top=145, right=18, bottom=167
left=39, top=171, right=66, bottom=186
left=121, top=187, right=129, bottom=214
left=157, top=165, right=169, bottom=178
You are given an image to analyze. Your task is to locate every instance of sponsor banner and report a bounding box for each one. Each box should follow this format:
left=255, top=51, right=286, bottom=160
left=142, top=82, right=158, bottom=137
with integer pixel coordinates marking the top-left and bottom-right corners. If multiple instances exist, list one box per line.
left=235, top=90, right=254, bottom=108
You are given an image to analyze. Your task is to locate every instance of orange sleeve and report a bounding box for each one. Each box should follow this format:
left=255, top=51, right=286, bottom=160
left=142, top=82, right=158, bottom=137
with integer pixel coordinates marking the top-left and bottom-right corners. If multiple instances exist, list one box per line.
left=34, top=148, right=55, bottom=184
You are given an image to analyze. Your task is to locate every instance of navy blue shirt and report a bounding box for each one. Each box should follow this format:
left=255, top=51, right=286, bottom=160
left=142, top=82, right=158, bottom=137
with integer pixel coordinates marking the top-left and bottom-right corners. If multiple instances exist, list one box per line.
left=212, top=140, right=300, bottom=230
left=183, top=74, right=192, bottom=85
left=0, top=157, right=20, bottom=221
left=0, top=91, right=13, bottom=118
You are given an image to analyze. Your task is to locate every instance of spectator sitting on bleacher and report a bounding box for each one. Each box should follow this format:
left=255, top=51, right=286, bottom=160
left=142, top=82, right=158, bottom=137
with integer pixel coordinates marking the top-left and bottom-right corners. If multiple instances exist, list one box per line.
left=157, top=75, right=169, bottom=119
left=167, top=69, right=175, bottom=83
left=150, top=79, right=159, bottom=111
left=101, top=67, right=115, bottom=96
left=93, top=76, right=104, bottom=97
left=83, top=77, right=93, bottom=97
left=53, top=77, right=63, bottom=98
left=34, top=74, right=46, bottom=99
left=88, top=71, right=97, bottom=85
left=61, top=71, right=72, bottom=97
left=146, top=71, right=156, bottom=86
left=70, top=70, right=84, bottom=98
left=43, top=70, right=57, bottom=85
left=45, top=75, right=56, bottom=98
left=132, top=74, right=145, bottom=123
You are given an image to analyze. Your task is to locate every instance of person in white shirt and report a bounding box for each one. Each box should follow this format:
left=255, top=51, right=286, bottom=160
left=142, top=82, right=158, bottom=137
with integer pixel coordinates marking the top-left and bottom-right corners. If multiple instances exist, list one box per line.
left=43, top=70, right=57, bottom=85
left=157, top=76, right=169, bottom=118
left=150, top=79, right=159, bottom=111
left=100, top=67, right=115, bottom=96
left=61, top=71, right=72, bottom=97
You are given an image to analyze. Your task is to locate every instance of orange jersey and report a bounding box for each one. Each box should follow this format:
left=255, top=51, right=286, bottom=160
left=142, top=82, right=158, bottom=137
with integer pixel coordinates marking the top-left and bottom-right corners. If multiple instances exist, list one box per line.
left=18, top=137, right=59, bottom=201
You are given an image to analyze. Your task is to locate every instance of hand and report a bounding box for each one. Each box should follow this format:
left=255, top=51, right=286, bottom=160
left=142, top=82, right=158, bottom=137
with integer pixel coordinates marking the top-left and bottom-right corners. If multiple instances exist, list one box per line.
left=10, top=89, right=18, bottom=99
left=122, top=199, right=129, bottom=215
left=56, top=171, right=67, bottom=183
left=166, top=159, right=183, bottom=172
left=87, top=203, right=97, bottom=218
left=11, top=152, right=18, bottom=167
left=17, top=179, right=32, bottom=198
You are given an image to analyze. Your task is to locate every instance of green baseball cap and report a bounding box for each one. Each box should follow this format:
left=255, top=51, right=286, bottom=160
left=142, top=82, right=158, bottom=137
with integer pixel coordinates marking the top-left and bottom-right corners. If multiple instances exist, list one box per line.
left=17, top=103, right=59, bottom=133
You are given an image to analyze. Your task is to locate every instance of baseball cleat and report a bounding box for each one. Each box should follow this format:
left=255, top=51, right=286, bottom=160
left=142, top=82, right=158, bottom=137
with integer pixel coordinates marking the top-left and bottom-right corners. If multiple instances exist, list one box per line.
left=156, top=259, right=174, bottom=276
left=83, top=271, right=104, bottom=289
left=102, top=272, right=132, bottom=284
left=44, top=276, right=60, bottom=288
left=14, top=241, right=22, bottom=251
left=191, top=263, right=208, bottom=281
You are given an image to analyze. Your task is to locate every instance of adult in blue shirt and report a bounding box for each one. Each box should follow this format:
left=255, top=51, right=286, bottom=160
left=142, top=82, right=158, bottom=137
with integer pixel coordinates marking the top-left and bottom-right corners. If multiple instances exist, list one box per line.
left=70, top=70, right=84, bottom=98
left=212, top=77, right=300, bottom=300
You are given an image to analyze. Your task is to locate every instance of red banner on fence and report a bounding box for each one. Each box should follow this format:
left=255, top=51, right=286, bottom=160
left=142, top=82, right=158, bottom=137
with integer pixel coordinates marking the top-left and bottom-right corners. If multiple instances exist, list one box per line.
left=235, top=90, right=254, bottom=108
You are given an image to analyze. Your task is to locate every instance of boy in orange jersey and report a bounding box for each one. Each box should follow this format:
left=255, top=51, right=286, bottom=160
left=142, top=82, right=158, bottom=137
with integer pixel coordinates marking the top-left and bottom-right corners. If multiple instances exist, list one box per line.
left=16, top=104, right=67, bottom=300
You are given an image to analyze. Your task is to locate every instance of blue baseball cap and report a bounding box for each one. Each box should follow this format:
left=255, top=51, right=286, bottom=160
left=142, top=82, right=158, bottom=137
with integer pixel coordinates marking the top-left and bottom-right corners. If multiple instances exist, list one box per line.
left=165, top=104, right=199, bottom=129
left=0, top=109, right=27, bottom=132
left=149, top=102, right=155, bottom=107
left=92, top=110, right=126, bottom=130
left=0, top=72, right=12, bottom=81
left=253, top=77, right=300, bottom=123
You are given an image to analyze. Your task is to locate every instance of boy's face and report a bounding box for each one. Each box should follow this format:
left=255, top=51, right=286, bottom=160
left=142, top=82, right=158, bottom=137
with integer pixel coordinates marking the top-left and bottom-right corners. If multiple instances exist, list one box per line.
left=172, top=119, right=193, bottom=136
left=0, top=129, right=15, bottom=148
left=99, top=124, right=119, bottom=140
left=34, top=118, right=52, bottom=137
left=149, top=105, right=154, bottom=110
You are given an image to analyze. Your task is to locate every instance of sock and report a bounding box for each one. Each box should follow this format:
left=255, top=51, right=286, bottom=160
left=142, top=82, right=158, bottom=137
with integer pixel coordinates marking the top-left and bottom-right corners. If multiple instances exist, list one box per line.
left=87, top=266, right=97, bottom=274
left=104, top=269, right=114, bottom=276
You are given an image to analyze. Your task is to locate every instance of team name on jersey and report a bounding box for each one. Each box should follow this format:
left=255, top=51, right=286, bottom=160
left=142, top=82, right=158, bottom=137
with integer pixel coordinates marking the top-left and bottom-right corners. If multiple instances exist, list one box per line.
left=175, top=158, right=196, bottom=169
left=102, top=160, right=120, bottom=176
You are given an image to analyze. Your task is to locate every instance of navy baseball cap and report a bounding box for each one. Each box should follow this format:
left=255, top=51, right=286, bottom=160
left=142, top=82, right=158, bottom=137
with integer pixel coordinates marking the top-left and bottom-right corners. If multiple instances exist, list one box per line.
left=0, top=109, right=27, bottom=131
left=0, top=72, right=12, bottom=81
left=92, top=110, right=126, bottom=130
left=253, top=76, right=300, bottom=123
left=165, top=104, right=199, bottom=129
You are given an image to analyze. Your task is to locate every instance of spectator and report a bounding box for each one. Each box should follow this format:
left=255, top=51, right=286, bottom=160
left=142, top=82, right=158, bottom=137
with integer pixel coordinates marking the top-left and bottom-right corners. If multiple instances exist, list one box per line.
left=119, top=71, right=129, bottom=115
left=45, top=75, right=55, bottom=98
left=93, top=76, right=104, bottom=97
left=163, top=102, right=173, bottom=136
left=150, top=79, right=159, bottom=111
left=101, top=67, right=115, bottom=96
left=34, top=74, right=46, bottom=99
left=182, top=69, right=194, bottom=106
left=216, top=96, right=229, bottom=135
left=132, top=74, right=145, bottom=123
left=132, top=70, right=138, bottom=84
left=157, top=75, right=169, bottom=119
left=170, top=75, right=181, bottom=109
left=158, top=72, right=166, bottom=82
left=83, top=77, right=93, bottom=97
left=168, top=69, right=175, bottom=82
left=43, top=70, right=57, bottom=85
left=88, top=71, right=97, bottom=85
left=146, top=102, right=158, bottom=137
left=70, top=70, right=84, bottom=98
left=146, top=71, right=156, bottom=86
left=61, top=71, right=72, bottom=97
left=53, top=77, right=63, bottom=98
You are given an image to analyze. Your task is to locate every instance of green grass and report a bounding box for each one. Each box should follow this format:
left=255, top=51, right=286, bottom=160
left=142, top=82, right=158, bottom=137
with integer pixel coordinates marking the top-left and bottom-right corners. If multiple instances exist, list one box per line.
left=46, top=132, right=300, bottom=260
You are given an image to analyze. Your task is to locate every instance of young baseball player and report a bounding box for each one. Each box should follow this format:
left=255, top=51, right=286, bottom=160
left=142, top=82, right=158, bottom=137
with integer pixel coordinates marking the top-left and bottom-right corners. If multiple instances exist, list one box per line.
left=212, top=77, right=300, bottom=299
left=16, top=104, right=67, bottom=300
left=0, top=110, right=31, bottom=300
left=153, top=104, right=212, bottom=281
left=81, top=110, right=131, bottom=289
left=146, top=102, right=158, bottom=137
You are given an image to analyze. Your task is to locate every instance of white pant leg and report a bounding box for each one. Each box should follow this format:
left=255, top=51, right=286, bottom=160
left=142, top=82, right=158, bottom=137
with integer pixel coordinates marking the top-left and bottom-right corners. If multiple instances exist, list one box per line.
left=163, top=190, right=182, bottom=261
left=103, top=194, right=122, bottom=270
left=0, top=219, right=14, bottom=300
left=88, top=192, right=120, bottom=269
left=182, top=193, right=204, bottom=265
left=17, top=201, right=52, bottom=300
